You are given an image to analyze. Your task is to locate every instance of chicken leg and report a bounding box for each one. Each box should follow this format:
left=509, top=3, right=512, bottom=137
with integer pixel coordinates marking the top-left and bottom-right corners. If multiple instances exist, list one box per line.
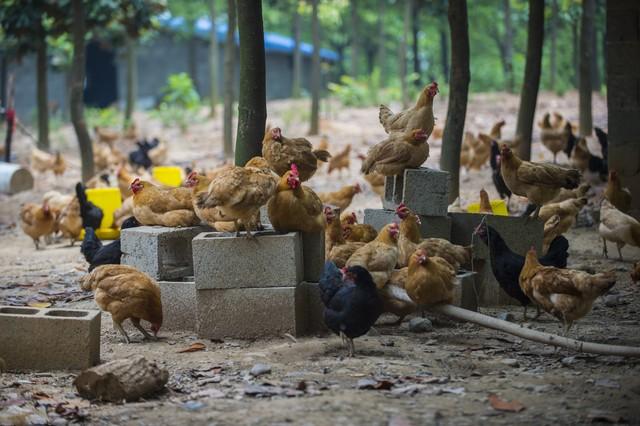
left=113, top=319, right=130, bottom=343
left=602, top=238, right=608, bottom=258
left=131, top=318, right=157, bottom=341
left=616, top=243, right=624, bottom=262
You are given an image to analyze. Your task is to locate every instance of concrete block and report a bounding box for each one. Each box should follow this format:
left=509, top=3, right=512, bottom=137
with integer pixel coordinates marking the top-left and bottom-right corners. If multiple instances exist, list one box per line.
left=449, top=213, right=543, bottom=307
left=402, top=168, right=449, bottom=216
left=364, top=208, right=451, bottom=240
left=0, top=306, right=100, bottom=371
left=196, top=286, right=305, bottom=339
left=158, top=278, right=196, bottom=332
left=121, top=225, right=211, bottom=281
left=193, top=230, right=303, bottom=289
left=382, top=175, right=404, bottom=210
left=301, top=232, right=325, bottom=283
left=300, top=282, right=329, bottom=335
left=452, top=271, right=479, bottom=311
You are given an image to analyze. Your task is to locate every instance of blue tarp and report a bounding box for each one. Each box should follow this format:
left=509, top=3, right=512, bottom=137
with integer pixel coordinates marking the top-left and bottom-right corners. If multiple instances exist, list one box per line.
left=160, top=15, right=340, bottom=62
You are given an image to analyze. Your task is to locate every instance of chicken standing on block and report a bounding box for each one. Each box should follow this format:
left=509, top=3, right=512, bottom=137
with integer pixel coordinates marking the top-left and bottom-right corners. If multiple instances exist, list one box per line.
left=378, top=81, right=438, bottom=136
left=262, top=127, right=330, bottom=181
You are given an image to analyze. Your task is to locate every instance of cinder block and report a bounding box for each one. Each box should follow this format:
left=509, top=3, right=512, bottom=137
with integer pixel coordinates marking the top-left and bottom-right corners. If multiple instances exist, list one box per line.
left=0, top=306, right=100, bottom=371
left=382, top=175, right=404, bottom=209
left=364, top=208, right=451, bottom=239
left=452, top=271, right=479, bottom=311
left=402, top=168, right=449, bottom=216
left=302, top=232, right=325, bottom=283
left=121, top=225, right=211, bottom=280
left=193, top=231, right=303, bottom=289
left=158, top=278, right=196, bottom=332
left=300, top=282, right=329, bottom=334
left=449, top=213, right=543, bottom=307
left=196, top=286, right=306, bottom=339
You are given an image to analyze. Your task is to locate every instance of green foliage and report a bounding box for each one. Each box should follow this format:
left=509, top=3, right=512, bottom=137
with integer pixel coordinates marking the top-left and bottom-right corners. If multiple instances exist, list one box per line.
left=86, top=107, right=121, bottom=129
left=151, top=72, right=202, bottom=131
left=328, top=67, right=400, bottom=108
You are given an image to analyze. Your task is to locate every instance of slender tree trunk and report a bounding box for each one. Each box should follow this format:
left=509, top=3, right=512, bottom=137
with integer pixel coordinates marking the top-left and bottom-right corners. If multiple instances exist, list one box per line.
left=590, top=17, right=600, bottom=92
left=70, top=0, right=94, bottom=182
left=187, top=20, right=199, bottom=94
left=515, top=0, right=544, bottom=161
left=291, top=5, right=302, bottom=98
left=209, top=0, right=218, bottom=117
left=309, top=0, right=321, bottom=135
left=411, top=0, right=421, bottom=88
left=572, top=18, right=579, bottom=88
left=124, top=36, right=137, bottom=127
left=223, top=0, right=236, bottom=159
left=235, top=0, right=266, bottom=165
left=550, top=0, right=558, bottom=91
left=440, top=0, right=470, bottom=203
left=375, top=0, right=385, bottom=83
left=350, top=0, right=359, bottom=77
left=503, top=0, right=514, bottom=93
left=439, top=17, right=449, bottom=84
left=400, top=0, right=410, bottom=108
left=35, top=36, right=49, bottom=151
left=579, top=0, right=595, bottom=136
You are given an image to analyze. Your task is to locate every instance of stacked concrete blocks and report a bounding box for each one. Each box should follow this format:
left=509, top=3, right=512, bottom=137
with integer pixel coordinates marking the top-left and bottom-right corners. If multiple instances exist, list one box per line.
left=452, top=271, right=480, bottom=312
left=0, top=306, right=101, bottom=371
left=158, top=277, right=196, bottom=331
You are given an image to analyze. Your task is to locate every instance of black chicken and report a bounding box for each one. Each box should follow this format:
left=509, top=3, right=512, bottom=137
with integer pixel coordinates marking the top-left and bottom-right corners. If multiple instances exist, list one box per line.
left=319, top=262, right=383, bottom=357
left=490, top=139, right=512, bottom=205
left=128, top=138, right=160, bottom=169
left=475, top=224, right=569, bottom=320
left=75, top=182, right=104, bottom=230
left=565, top=125, right=608, bottom=180
left=81, top=216, right=141, bottom=271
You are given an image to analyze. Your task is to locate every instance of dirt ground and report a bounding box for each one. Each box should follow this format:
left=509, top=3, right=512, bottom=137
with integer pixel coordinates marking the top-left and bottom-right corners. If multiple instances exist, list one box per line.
left=2, top=92, right=640, bottom=425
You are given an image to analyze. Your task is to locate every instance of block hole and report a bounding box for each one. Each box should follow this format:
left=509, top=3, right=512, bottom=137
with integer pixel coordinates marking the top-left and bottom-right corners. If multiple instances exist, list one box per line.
left=44, top=310, right=89, bottom=317
left=0, top=307, right=39, bottom=315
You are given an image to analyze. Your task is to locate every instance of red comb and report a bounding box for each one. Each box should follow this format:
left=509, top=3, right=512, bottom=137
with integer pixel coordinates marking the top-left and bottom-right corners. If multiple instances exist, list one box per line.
left=290, top=163, right=299, bottom=175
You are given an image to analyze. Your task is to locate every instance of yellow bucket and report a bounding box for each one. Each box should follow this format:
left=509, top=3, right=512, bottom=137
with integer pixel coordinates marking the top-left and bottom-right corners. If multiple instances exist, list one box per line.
left=78, top=187, right=123, bottom=240
left=466, top=199, right=509, bottom=216
left=152, top=166, right=184, bottom=187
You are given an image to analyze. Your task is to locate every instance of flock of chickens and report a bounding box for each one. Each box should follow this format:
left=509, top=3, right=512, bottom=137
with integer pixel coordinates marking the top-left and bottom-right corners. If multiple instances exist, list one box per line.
left=15, top=81, right=640, bottom=357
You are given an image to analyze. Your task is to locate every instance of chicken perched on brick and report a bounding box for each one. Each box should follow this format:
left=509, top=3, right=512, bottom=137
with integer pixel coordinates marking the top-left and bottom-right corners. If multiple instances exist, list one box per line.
left=379, top=81, right=438, bottom=136
left=360, top=129, right=429, bottom=176
left=82, top=265, right=162, bottom=343
left=20, top=202, right=56, bottom=249
left=81, top=216, right=141, bottom=271
left=131, top=178, right=199, bottom=227
left=318, top=184, right=361, bottom=212
left=406, top=248, right=457, bottom=306
left=325, top=207, right=365, bottom=267
left=262, top=127, right=330, bottom=181
left=341, top=212, right=377, bottom=243
left=346, top=223, right=399, bottom=288
left=185, top=170, right=233, bottom=230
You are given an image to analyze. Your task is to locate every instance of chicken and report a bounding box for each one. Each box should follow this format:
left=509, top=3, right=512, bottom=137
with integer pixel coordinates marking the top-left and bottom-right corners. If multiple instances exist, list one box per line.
left=57, top=198, right=82, bottom=245
left=565, top=128, right=608, bottom=180
left=81, top=264, right=162, bottom=343
left=94, top=143, right=125, bottom=170
left=378, top=267, right=417, bottom=323
left=262, top=127, right=330, bottom=181
left=81, top=217, right=141, bottom=272
left=499, top=144, right=581, bottom=219
left=30, top=148, right=66, bottom=175
left=542, top=214, right=562, bottom=254
left=20, top=202, right=56, bottom=249
left=478, top=188, right=493, bottom=214
left=51, top=151, right=66, bottom=176
left=129, top=138, right=160, bottom=170
left=315, top=135, right=329, bottom=166
left=489, top=139, right=512, bottom=204
left=489, top=119, right=505, bottom=139
left=519, top=247, right=616, bottom=335
left=475, top=223, right=569, bottom=320
left=431, top=125, right=443, bottom=139
left=469, top=133, right=492, bottom=170
left=599, top=199, right=640, bottom=261
left=363, top=170, right=385, bottom=196
left=318, top=184, right=361, bottom=212
left=342, top=212, right=377, bottom=243
left=361, top=128, right=429, bottom=176
left=604, top=170, right=632, bottom=213
left=378, top=81, right=438, bottom=136
left=540, top=114, right=571, bottom=163
left=131, top=178, right=199, bottom=227
left=76, top=182, right=104, bottom=230
left=148, top=139, right=168, bottom=166
left=185, top=171, right=235, bottom=230
left=327, top=144, right=351, bottom=175
left=346, top=223, right=399, bottom=288
left=631, top=261, right=640, bottom=284
left=94, top=126, right=119, bottom=146
left=325, top=208, right=365, bottom=267
left=405, top=248, right=456, bottom=306
left=42, top=191, right=73, bottom=214
left=459, top=133, right=472, bottom=171
left=319, top=262, right=383, bottom=357
left=447, top=197, right=465, bottom=213
left=116, top=166, right=135, bottom=199
left=113, top=196, right=134, bottom=228
left=548, top=182, right=590, bottom=204
left=537, top=197, right=587, bottom=237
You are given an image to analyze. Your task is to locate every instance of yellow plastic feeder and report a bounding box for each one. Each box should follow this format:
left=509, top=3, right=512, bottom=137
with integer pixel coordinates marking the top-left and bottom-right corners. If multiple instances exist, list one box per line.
left=78, top=187, right=123, bottom=240
left=467, top=199, right=509, bottom=216
left=152, top=166, right=184, bottom=187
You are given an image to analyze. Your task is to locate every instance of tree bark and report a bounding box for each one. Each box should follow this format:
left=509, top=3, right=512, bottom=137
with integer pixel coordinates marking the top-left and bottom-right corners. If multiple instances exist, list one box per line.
left=375, top=0, right=385, bottom=83
left=439, top=17, right=449, bottom=84
left=550, top=0, right=558, bottom=91
left=70, top=0, right=94, bottom=182
left=440, top=0, right=470, bottom=203
left=235, top=0, right=266, bottom=165
left=579, top=0, right=595, bottom=136
left=515, top=0, right=544, bottom=161
left=124, top=36, right=137, bottom=127
left=291, top=4, right=302, bottom=98
left=350, top=0, right=359, bottom=77
left=590, top=13, right=600, bottom=92
left=223, top=0, right=236, bottom=159
left=187, top=20, right=199, bottom=94
left=309, top=0, right=321, bottom=135
left=400, top=0, right=410, bottom=108
left=572, top=17, right=579, bottom=88
left=411, top=0, right=422, bottom=88
left=35, top=36, right=49, bottom=151
left=502, top=0, right=514, bottom=93
left=209, top=0, right=219, bottom=117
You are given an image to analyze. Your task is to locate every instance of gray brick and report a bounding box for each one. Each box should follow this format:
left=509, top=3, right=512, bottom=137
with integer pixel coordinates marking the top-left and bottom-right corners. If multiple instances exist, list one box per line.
left=300, top=282, right=329, bottom=335
left=193, top=231, right=303, bottom=289
left=0, top=306, right=100, bottom=371
left=402, top=168, right=449, bottom=216
left=364, top=208, right=451, bottom=240
left=121, top=225, right=211, bottom=280
left=452, top=271, right=479, bottom=311
left=301, top=232, right=325, bottom=283
left=158, top=279, right=196, bottom=332
left=382, top=175, right=404, bottom=209
left=196, top=286, right=305, bottom=339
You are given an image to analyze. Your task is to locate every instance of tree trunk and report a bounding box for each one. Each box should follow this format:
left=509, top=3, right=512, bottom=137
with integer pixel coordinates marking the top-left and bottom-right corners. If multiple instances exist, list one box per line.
left=187, top=20, right=199, bottom=94
left=400, top=0, right=410, bottom=108
left=209, top=0, right=219, bottom=117
left=439, top=18, right=449, bottom=84
left=579, top=0, right=595, bottom=136
left=515, top=0, right=544, bottom=161
left=291, top=5, right=302, bottom=98
left=223, top=0, right=236, bottom=159
left=235, top=0, right=266, bottom=165
left=35, top=36, right=49, bottom=151
left=124, top=36, right=137, bottom=127
left=309, top=0, right=321, bottom=135
left=502, top=0, right=514, bottom=93
left=572, top=18, right=579, bottom=88
left=350, top=0, right=359, bottom=77
left=550, top=0, right=558, bottom=91
left=411, top=0, right=421, bottom=88
left=590, top=16, right=600, bottom=92
left=440, top=0, right=470, bottom=203
left=70, top=0, right=94, bottom=182
left=375, top=0, right=385, bottom=83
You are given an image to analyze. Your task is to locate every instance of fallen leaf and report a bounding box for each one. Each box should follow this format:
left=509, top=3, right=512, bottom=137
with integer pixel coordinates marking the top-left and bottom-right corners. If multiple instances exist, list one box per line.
left=178, top=342, right=206, bottom=353
left=488, top=394, right=526, bottom=413
left=27, top=301, right=51, bottom=308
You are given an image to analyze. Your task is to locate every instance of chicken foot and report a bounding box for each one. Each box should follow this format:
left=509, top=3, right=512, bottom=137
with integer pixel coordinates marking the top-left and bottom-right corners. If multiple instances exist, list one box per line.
left=131, top=318, right=157, bottom=341
left=602, top=238, right=608, bottom=258
left=113, top=320, right=131, bottom=344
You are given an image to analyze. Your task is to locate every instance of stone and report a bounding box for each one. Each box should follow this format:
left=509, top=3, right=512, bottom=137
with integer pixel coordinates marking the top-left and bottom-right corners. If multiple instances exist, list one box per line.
left=300, top=282, right=329, bottom=334
left=363, top=208, right=451, bottom=239
left=250, top=363, right=272, bottom=377
left=193, top=230, right=303, bottom=289
left=0, top=306, right=100, bottom=371
left=408, top=317, right=433, bottom=333
left=157, top=278, right=196, bottom=331
left=301, top=232, right=325, bottom=283
left=121, top=225, right=211, bottom=281
left=452, top=270, right=479, bottom=311
left=382, top=168, right=450, bottom=217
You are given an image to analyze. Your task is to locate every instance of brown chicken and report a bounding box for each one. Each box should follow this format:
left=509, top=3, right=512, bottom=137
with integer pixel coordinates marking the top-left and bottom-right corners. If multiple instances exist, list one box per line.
left=20, top=202, right=56, bottom=249
left=30, top=148, right=66, bottom=175
left=631, top=261, right=640, bottom=284
left=542, top=214, right=562, bottom=254
left=117, top=166, right=135, bottom=198
left=57, top=198, right=83, bottom=245
left=519, top=247, right=616, bottom=335
left=113, top=196, right=134, bottom=228
left=361, top=129, right=430, bottom=176
left=94, top=126, right=119, bottom=146
left=500, top=144, right=581, bottom=219
left=538, top=197, right=587, bottom=232
left=469, top=134, right=492, bottom=170
left=342, top=212, right=377, bottom=243
left=363, top=170, right=385, bottom=196
left=262, top=127, right=331, bottom=181
left=268, top=164, right=325, bottom=233
left=94, top=143, right=124, bottom=170
left=81, top=265, right=162, bottom=343
left=378, top=81, right=438, bottom=136
left=324, top=207, right=365, bottom=267
left=489, top=120, right=506, bottom=139
left=599, top=199, right=640, bottom=261
left=549, top=182, right=590, bottom=204
left=406, top=248, right=456, bottom=306
left=185, top=172, right=220, bottom=228
left=131, top=178, right=199, bottom=227
left=478, top=188, right=494, bottom=214
left=540, top=114, right=571, bottom=163
left=318, top=184, right=361, bottom=211
left=604, top=170, right=632, bottom=213
left=569, top=136, right=593, bottom=173
left=315, top=135, right=329, bottom=168
left=51, top=151, right=66, bottom=176
left=327, top=144, right=351, bottom=175
left=459, top=132, right=473, bottom=170
left=346, top=223, right=399, bottom=288
left=378, top=267, right=417, bottom=324
left=417, top=238, right=471, bottom=272
left=431, top=125, right=443, bottom=139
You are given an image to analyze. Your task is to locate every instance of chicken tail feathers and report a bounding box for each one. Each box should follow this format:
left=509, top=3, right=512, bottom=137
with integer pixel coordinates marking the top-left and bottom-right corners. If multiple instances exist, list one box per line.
left=319, top=261, right=344, bottom=306
left=541, top=235, right=570, bottom=268
left=313, top=149, right=331, bottom=162
left=592, top=271, right=617, bottom=295
left=80, top=227, right=102, bottom=263
left=378, top=104, right=393, bottom=131
left=75, top=182, right=88, bottom=208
